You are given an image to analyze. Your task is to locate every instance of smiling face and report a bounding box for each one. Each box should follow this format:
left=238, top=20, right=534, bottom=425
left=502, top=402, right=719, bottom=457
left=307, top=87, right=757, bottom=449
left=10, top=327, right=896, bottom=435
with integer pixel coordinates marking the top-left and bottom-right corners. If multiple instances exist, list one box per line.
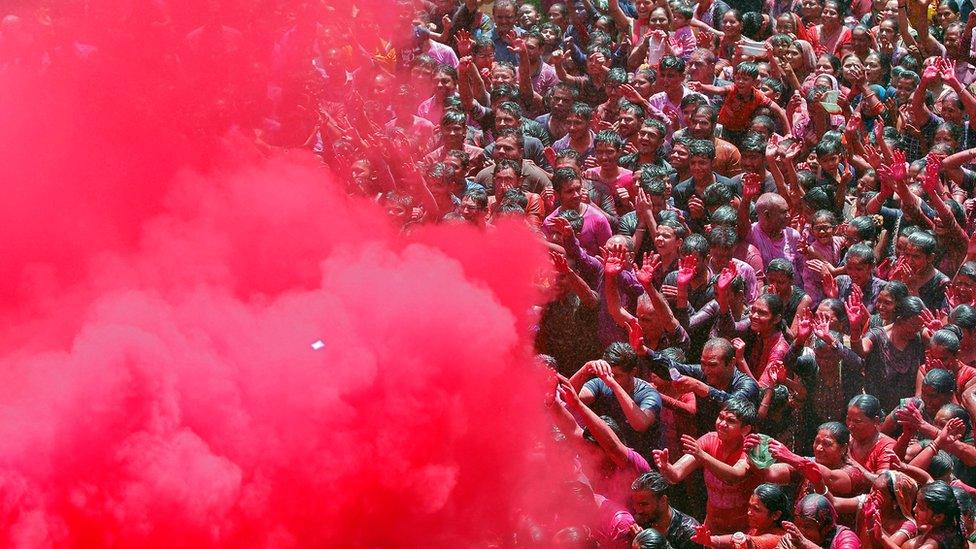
left=813, top=428, right=846, bottom=466
left=722, top=11, right=743, bottom=35
left=846, top=405, right=879, bottom=441
left=747, top=494, right=779, bottom=531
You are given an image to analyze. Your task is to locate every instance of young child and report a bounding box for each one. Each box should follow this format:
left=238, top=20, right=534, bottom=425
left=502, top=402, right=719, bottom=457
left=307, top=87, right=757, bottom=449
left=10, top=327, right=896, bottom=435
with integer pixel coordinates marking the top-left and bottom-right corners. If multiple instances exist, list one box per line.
left=689, top=62, right=790, bottom=146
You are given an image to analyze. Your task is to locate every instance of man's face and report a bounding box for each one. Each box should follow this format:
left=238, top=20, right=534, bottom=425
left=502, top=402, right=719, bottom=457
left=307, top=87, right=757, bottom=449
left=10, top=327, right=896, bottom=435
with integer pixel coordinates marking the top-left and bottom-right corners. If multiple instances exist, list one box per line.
left=559, top=179, right=584, bottom=208
left=689, top=155, right=713, bottom=181
left=493, top=5, right=517, bottom=33
left=523, top=37, right=543, bottom=62
left=638, top=125, right=664, bottom=153
left=689, top=113, right=713, bottom=139
left=631, top=490, right=664, bottom=527
left=595, top=142, right=620, bottom=169
left=710, top=245, right=734, bottom=269
left=442, top=122, right=465, bottom=146
left=759, top=201, right=789, bottom=235
left=895, top=76, right=917, bottom=105
left=566, top=114, right=588, bottom=137
left=687, top=55, right=714, bottom=82
left=586, top=53, right=609, bottom=77
left=618, top=110, right=640, bottom=137
left=459, top=196, right=483, bottom=222
left=434, top=72, right=456, bottom=97
left=550, top=89, right=574, bottom=115
left=491, top=65, right=516, bottom=87
left=715, top=409, right=749, bottom=441
left=494, top=136, right=522, bottom=161
left=741, top=151, right=764, bottom=174
left=701, top=346, right=731, bottom=386
left=657, top=68, right=684, bottom=92
left=940, top=95, right=964, bottom=124
left=670, top=144, right=690, bottom=168
left=474, top=48, right=495, bottom=71
left=945, top=27, right=963, bottom=55
left=494, top=110, right=520, bottom=132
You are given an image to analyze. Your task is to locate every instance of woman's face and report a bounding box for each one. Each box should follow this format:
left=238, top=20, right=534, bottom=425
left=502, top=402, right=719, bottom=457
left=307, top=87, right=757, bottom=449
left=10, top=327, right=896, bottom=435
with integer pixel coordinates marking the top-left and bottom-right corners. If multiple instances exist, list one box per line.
left=747, top=494, right=778, bottom=531
left=637, top=0, right=655, bottom=19
left=649, top=7, right=670, bottom=30
left=852, top=27, right=871, bottom=52
left=654, top=226, right=681, bottom=256
left=815, top=56, right=835, bottom=75
left=795, top=517, right=827, bottom=544
left=787, top=44, right=804, bottom=70
left=821, top=2, right=841, bottom=27
left=847, top=405, right=879, bottom=440
left=842, top=56, right=864, bottom=82
left=875, top=290, right=896, bottom=322
left=913, top=493, right=940, bottom=528
left=815, top=301, right=842, bottom=331
left=801, top=0, right=823, bottom=20
left=722, top=11, right=743, bottom=35
left=882, top=0, right=900, bottom=18
left=813, top=429, right=846, bottom=465
left=864, top=54, right=883, bottom=83
left=749, top=299, right=778, bottom=333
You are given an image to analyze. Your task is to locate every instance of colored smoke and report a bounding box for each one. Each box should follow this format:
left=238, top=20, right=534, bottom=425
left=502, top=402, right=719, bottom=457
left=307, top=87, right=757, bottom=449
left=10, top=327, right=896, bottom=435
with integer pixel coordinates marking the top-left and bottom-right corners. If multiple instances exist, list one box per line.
left=0, top=2, right=558, bottom=547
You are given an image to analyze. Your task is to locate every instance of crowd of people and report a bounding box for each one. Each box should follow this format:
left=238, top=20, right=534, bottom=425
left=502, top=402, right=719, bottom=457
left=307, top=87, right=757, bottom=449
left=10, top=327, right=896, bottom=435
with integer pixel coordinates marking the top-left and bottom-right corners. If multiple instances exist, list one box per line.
left=10, top=0, right=976, bottom=547
left=319, top=0, right=976, bottom=547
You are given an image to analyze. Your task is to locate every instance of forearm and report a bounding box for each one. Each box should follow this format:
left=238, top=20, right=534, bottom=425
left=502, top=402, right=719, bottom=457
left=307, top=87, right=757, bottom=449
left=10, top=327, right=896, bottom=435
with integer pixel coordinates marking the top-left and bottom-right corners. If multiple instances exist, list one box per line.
left=611, top=382, right=655, bottom=431
left=569, top=269, right=600, bottom=309
left=697, top=453, right=748, bottom=483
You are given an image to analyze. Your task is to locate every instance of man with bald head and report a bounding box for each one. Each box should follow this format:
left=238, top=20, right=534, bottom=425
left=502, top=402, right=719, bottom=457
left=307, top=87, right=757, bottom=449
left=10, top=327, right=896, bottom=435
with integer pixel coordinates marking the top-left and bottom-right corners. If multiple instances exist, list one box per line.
left=737, top=190, right=804, bottom=286
left=640, top=337, right=760, bottom=432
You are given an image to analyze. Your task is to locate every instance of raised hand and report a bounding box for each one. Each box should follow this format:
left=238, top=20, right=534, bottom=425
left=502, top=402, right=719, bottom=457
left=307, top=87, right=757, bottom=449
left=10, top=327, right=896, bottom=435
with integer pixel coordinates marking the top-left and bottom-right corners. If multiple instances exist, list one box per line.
left=652, top=448, right=670, bottom=470
left=602, top=248, right=625, bottom=277
left=820, top=265, right=839, bottom=299
left=550, top=251, right=570, bottom=274
left=636, top=253, right=662, bottom=289
left=556, top=376, right=583, bottom=410
left=813, top=311, right=834, bottom=343
left=688, top=196, right=706, bottom=220
left=768, top=360, right=788, bottom=384
left=626, top=316, right=646, bottom=354
left=619, top=83, right=645, bottom=103
left=716, top=261, right=738, bottom=292
left=681, top=434, right=705, bottom=459
left=862, top=142, right=883, bottom=170
left=795, top=308, right=813, bottom=341
left=919, top=307, right=943, bottom=332
left=742, top=172, right=762, bottom=201
left=891, top=257, right=914, bottom=283
left=676, top=254, right=699, bottom=287
left=845, top=290, right=869, bottom=332
left=732, top=337, right=746, bottom=363
left=889, top=149, right=908, bottom=182
left=634, top=186, right=653, bottom=213
left=922, top=59, right=941, bottom=82
left=456, top=29, right=474, bottom=57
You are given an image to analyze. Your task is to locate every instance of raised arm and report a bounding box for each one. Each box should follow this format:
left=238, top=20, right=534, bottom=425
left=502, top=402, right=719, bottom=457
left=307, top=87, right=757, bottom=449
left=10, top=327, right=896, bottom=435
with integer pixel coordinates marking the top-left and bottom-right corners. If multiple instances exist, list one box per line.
left=558, top=377, right=635, bottom=468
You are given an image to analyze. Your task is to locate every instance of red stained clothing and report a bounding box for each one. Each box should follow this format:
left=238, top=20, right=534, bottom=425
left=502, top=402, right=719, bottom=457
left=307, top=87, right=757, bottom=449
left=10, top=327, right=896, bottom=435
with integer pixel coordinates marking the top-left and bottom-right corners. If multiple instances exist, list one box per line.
left=717, top=87, right=771, bottom=132
left=698, top=432, right=760, bottom=535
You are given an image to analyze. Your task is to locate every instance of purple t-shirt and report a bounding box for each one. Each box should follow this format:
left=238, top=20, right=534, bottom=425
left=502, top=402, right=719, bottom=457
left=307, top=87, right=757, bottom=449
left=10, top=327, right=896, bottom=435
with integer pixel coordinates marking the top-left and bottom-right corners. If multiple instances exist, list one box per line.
left=746, top=222, right=804, bottom=287
left=544, top=204, right=611, bottom=257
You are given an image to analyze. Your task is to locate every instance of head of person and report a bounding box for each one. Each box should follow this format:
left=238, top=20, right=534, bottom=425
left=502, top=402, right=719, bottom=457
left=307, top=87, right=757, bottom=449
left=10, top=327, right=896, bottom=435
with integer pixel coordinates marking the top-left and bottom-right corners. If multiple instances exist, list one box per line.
left=844, top=242, right=877, bottom=287
left=813, top=421, right=850, bottom=467
left=944, top=20, right=967, bottom=56
left=687, top=105, right=717, bottom=140
left=892, top=295, right=926, bottom=336
left=716, top=396, right=757, bottom=442
left=706, top=225, right=738, bottom=268
left=895, top=70, right=921, bottom=105
left=738, top=131, right=767, bottom=174
left=755, top=193, right=790, bottom=237
left=749, top=483, right=793, bottom=531
left=688, top=48, right=718, bottom=83
left=617, top=102, right=645, bottom=139
left=688, top=139, right=716, bottom=181
left=701, top=338, right=737, bottom=387
left=921, top=368, right=957, bottom=413
left=750, top=293, right=785, bottom=335
left=876, top=281, right=910, bottom=324
left=669, top=138, right=691, bottom=170
left=930, top=329, right=962, bottom=366
left=552, top=525, right=599, bottom=549
left=493, top=128, right=525, bottom=162
left=815, top=53, right=841, bottom=75
left=658, top=55, right=686, bottom=92
left=653, top=219, right=687, bottom=260
left=631, top=528, right=671, bottom=549
left=492, top=0, right=518, bottom=34
left=603, top=342, right=639, bottom=386
left=566, top=102, right=594, bottom=139
left=847, top=394, right=884, bottom=442
left=632, top=67, right=657, bottom=97
left=733, top=61, right=761, bottom=93
left=459, top=187, right=489, bottom=224
left=518, top=2, right=541, bottom=29
left=594, top=130, right=624, bottom=169
left=631, top=472, right=672, bottom=527
left=548, top=2, right=569, bottom=28
left=492, top=158, right=523, bottom=196
left=553, top=167, right=584, bottom=210
left=915, top=481, right=964, bottom=532
left=648, top=6, right=671, bottom=30
left=765, top=258, right=795, bottom=297
left=722, top=9, right=744, bottom=36
left=585, top=46, right=612, bottom=77
left=793, top=494, right=842, bottom=545
left=936, top=0, right=961, bottom=29
left=637, top=118, right=667, bottom=156
left=548, top=83, right=579, bottom=117
left=935, top=403, right=973, bottom=442
left=821, top=0, right=845, bottom=27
